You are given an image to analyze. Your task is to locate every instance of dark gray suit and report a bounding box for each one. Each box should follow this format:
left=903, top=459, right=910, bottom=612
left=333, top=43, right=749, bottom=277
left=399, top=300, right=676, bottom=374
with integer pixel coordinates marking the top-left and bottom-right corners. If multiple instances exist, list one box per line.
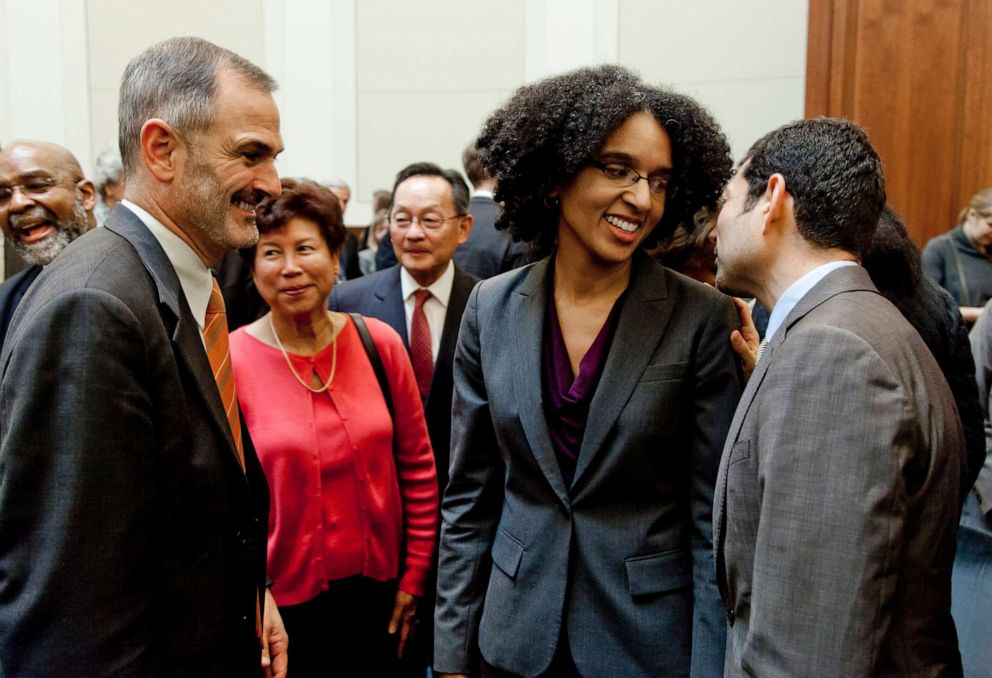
left=453, top=195, right=529, bottom=280
left=0, top=206, right=270, bottom=676
left=714, top=265, right=963, bottom=676
left=434, top=253, right=741, bottom=676
left=328, top=264, right=478, bottom=494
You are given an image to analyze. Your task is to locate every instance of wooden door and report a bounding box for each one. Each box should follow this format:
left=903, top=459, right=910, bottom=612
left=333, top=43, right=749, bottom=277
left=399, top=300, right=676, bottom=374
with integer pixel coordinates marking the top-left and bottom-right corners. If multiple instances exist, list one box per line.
left=806, top=0, right=992, bottom=247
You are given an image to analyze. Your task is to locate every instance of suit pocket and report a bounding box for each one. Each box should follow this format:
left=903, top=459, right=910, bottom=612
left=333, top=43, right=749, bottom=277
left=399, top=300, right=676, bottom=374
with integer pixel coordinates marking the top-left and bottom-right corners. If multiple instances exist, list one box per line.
left=491, top=527, right=524, bottom=580
left=639, top=361, right=688, bottom=383
left=728, top=439, right=750, bottom=466
left=625, top=548, right=691, bottom=597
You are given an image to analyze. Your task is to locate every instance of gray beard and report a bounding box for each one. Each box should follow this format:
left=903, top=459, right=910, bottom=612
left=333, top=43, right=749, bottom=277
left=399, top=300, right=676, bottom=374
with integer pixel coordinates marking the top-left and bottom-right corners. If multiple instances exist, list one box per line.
left=13, top=199, right=89, bottom=267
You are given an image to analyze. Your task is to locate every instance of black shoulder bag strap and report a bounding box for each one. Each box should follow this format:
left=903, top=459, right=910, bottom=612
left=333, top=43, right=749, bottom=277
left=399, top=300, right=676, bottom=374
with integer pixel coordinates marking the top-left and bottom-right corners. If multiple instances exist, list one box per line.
left=347, top=313, right=395, bottom=422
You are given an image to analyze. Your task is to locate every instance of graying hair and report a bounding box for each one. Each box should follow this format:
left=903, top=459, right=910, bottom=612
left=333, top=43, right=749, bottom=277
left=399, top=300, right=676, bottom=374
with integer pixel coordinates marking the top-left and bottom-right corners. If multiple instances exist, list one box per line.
left=323, top=178, right=350, bottom=191
left=93, top=147, right=123, bottom=188
left=118, top=36, right=277, bottom=177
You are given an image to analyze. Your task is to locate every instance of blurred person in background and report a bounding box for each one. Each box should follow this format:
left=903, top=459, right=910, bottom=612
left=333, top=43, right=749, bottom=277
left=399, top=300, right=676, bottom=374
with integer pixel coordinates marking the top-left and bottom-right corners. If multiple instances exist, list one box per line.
left=923, top=187, right=992, bottom=322
left=359, top=207, right=389, bottom=276
left=0, top=139, right=97, bottom=346
left=93, top=147, right=125, bottom=223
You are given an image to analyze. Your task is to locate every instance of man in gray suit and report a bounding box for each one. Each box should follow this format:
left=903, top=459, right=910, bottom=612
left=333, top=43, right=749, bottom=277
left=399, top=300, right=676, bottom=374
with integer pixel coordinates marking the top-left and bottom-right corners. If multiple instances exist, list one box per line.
left=0, top=38, right=286, bottom=676
left=712, top=118, right=964, bottom=675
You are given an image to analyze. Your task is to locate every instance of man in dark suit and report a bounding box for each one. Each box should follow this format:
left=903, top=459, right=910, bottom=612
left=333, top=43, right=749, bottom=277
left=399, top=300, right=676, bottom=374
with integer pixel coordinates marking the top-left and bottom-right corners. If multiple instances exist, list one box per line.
left=329, top=161, right=478, bottom=675
left=0, top=37, right=287, bottom=677
left=0, top=140, right=97, bottom=345
left=712, top=118, right=964, bottom=675
left=453, top=141, right=529, bottom=279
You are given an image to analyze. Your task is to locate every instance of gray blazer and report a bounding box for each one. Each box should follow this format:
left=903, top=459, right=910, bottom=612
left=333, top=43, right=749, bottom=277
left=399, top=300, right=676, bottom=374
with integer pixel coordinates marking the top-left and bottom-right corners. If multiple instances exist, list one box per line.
left=714, top=265, right=964, bottom=676
left=434, top=253, right=741, bottom=676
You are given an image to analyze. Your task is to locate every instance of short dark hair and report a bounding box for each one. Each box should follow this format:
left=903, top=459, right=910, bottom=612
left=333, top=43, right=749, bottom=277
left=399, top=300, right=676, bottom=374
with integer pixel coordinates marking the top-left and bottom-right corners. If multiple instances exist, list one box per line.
left=241, top=180, right=345, bottom=264
left=740, top=117, right=885, bottom=258
left=861, top=205, right=922, bottom=305
left=462, top=141, right=490, bottom=188
left=476, top=64, right=732, bottom=257
left=119, top=36, right=276, bottom=177
left=389, top=162, right=470, bottom=215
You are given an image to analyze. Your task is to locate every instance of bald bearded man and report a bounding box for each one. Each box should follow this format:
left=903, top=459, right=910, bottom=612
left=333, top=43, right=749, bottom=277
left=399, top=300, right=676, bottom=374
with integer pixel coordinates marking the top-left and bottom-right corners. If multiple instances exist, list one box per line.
left=0, top=139, right=97, bottom=344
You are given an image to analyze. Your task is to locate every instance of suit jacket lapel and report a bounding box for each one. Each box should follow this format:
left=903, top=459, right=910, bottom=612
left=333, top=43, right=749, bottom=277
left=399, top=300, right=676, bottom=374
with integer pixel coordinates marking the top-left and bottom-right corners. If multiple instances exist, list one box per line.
left=429, top=267, right=476, bottom=404
left=376, top=266, right=408, bottom=345
left=572, top=255, right=675, bottom=487
left=713, top=265, right=878, bottom=587
left=510, top=259, right=570, bottom=508
left=104, top=208, right=246, bottom=479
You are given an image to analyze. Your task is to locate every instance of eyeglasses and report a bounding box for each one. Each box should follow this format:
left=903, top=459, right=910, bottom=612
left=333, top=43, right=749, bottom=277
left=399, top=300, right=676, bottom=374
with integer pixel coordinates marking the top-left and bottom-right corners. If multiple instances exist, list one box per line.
left=390, top=213, right=463, bottom=231
left=0, top=177, right=76, bottom=206
left=588, top=161, right=673, bottom=197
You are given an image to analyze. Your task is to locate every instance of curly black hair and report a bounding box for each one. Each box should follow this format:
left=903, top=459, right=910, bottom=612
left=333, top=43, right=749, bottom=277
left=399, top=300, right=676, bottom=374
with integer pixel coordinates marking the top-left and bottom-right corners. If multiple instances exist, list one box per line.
left=476, top=64, right=732, bottom=257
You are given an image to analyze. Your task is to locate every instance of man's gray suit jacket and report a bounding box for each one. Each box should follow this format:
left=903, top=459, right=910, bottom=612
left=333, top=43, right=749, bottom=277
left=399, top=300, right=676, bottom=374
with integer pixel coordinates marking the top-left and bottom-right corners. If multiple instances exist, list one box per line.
left=434, top=252, right=742, bottom=677
left=0, top=206, right=270, bottom=677
left=714, top=265, right=964, bottom=676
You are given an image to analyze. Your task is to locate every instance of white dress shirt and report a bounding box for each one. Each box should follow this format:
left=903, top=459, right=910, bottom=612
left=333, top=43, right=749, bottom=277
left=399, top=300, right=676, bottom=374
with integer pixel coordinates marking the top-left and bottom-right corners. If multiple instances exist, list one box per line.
left=400, top=261, right=454, bottom=362
left=764, top=260, right=858, bottom=341
left=120, top=199, right=214, bottom=332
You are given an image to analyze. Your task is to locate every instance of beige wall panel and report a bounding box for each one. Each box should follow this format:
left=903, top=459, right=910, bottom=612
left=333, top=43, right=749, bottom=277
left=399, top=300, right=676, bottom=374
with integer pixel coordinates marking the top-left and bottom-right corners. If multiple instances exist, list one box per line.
left=356, top=89, right=515, bottom=199
left=86, top=0, right=265, bottom=161
left=681, top=77, right=806, bottom=162
left=356, top=0, right=525, bottom=92
left=619, top=0, right=808, bottom=83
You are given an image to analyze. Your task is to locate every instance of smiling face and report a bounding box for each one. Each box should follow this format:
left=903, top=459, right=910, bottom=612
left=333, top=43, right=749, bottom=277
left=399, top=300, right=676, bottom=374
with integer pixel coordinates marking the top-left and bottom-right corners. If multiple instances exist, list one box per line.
left=390, top=174, right=471, bottom=286
left=251, top=216, right=339, bottom=320
left=0, top=142, right=96, bottom=266
left=171, top=68, right=284, bottom=263
left=963, top=207, right=992, bottom=249
left=554, top=111, right=672, bottom=268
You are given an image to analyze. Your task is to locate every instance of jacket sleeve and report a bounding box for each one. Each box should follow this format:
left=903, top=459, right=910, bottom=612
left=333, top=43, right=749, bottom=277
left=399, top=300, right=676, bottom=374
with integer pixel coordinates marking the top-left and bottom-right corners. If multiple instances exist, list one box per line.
left=374, top=322, right=439, bottom=596
left=688, top=294, right=742, bottom=676
left=0, top=288, right=158, bottom=677
left=433, top=284, right=505, bottom=674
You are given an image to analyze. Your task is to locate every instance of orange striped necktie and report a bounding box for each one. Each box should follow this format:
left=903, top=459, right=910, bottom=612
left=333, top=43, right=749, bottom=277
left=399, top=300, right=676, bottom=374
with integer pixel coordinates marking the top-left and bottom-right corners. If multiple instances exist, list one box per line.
left=203, top=277, right=246, bottom=473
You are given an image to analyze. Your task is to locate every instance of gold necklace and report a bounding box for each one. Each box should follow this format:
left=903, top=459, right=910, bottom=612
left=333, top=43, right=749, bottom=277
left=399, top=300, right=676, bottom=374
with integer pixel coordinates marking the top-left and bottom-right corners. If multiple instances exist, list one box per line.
left=268, top=312, right=338, bottom=393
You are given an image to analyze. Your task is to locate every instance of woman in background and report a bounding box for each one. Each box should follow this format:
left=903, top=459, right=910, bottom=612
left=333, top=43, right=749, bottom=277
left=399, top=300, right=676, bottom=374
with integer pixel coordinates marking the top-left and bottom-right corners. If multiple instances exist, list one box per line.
left=229, top=180, right=438, bottom=676
left=922, top=187, right=992, bottom=322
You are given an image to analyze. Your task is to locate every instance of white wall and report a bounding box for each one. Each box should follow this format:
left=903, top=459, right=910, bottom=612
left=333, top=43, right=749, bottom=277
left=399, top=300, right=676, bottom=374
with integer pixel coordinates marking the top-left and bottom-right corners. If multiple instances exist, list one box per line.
left=0, top=0, right=808, bottom=231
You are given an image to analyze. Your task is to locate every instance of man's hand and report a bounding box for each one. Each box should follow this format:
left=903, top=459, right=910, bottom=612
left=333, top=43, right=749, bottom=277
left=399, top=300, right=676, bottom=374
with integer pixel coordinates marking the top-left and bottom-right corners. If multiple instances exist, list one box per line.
left=387, top=589, right=419, bottom=658
left=730, top=296, right=760, bottom=381
left=261, top=588, right=288, bottom=678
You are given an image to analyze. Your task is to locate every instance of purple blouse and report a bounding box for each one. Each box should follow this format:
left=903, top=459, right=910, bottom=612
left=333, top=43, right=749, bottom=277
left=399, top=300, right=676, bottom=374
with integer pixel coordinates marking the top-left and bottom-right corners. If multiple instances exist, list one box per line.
left=542, top=291, right=624, bottom=486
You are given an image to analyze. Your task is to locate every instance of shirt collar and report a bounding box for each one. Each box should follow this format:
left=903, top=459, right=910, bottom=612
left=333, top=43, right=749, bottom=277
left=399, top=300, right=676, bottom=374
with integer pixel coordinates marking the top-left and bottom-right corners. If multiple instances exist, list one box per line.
left=471, top=189, right=494, bottom=200
left=120, top=199, right=214, bottom=330
left=765, top=260, right=858, bottom=341
left=400, top=260, right=454, bottom=308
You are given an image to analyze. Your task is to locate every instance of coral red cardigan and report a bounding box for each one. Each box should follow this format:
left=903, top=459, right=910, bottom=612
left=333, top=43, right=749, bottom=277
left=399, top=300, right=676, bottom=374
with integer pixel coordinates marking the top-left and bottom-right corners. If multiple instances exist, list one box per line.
left=230, top=316, right=438, bottom=606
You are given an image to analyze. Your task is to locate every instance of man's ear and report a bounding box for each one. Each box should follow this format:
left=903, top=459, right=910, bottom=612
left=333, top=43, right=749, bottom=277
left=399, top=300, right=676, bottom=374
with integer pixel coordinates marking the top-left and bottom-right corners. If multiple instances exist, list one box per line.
left=139, top=119, right=183, bottom=182
left=76, top=179, right=98, bottom=212
left=762, top=173, right=789, bottom=232
left=456, top=213, right=473, bottom=245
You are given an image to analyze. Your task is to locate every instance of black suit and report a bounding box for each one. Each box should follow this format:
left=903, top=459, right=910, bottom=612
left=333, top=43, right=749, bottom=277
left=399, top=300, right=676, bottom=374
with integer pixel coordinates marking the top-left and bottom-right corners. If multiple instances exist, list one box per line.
left=0, top=265, right=41, bottom=349
left=0, top=206, right=270, bottom=677
left=328, top=264, right=477, bottom=493
left=453, top=195, right=529, bottom=279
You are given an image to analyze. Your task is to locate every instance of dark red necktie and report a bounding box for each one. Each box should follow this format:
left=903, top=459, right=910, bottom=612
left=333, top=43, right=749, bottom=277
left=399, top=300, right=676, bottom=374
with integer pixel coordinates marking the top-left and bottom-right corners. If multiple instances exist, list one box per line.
left=411, top=289, right=434, bottom=402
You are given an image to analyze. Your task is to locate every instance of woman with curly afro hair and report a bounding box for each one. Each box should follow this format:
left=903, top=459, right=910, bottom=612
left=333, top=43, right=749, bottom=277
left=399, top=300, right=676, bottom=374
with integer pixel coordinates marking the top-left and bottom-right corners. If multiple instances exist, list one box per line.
left=434, top=65, right=743, bottom=678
